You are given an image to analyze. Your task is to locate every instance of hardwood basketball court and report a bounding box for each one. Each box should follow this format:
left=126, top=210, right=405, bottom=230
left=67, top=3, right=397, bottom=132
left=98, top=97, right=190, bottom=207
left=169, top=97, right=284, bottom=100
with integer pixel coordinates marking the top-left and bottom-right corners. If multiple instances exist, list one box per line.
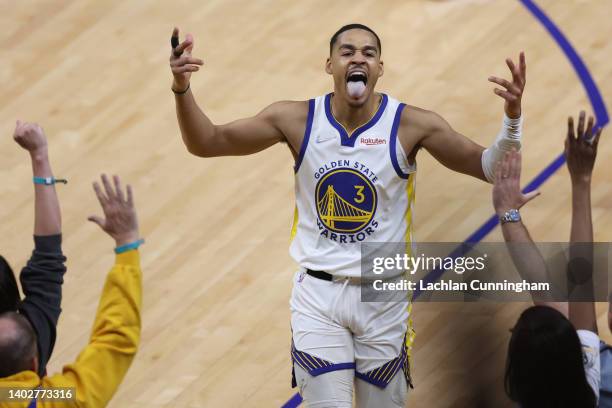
left=1, top=1, right=611, bottom=406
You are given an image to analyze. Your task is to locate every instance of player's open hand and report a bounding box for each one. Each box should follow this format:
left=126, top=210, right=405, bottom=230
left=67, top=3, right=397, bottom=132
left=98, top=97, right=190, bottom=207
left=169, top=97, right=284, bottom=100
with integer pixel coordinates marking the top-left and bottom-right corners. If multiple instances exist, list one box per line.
left=565, top=111, right=601, bottom=185
left=89, top=174, right=140, bottom=247
left=492, top=150, right=539, bottom=214
left=13, top=120, right=48, bottom=157
left=488, top=52, right=526, bottom=119
left=169, top=27, right=204, bottom=93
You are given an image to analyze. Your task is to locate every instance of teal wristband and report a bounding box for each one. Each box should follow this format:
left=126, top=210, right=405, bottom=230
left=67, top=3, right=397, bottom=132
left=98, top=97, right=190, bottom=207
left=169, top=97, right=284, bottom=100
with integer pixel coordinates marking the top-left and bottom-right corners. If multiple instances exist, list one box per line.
left=33, top=177, right=68, bottom=185
left=114, top=239, right=145, bottom=254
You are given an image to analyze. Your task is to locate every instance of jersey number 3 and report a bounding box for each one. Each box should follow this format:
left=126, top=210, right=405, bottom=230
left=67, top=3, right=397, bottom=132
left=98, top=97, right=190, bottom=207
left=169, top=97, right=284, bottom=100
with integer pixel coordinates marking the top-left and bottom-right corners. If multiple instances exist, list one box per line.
left=354, top=185, right=365, bottom=203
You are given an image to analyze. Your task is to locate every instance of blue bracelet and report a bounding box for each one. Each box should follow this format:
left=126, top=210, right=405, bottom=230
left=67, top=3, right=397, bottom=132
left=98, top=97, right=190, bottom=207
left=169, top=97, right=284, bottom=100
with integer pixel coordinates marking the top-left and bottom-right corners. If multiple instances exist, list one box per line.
left=33, top=177, right=68, bottom=185
left=114, top=239, right=145, bottom=254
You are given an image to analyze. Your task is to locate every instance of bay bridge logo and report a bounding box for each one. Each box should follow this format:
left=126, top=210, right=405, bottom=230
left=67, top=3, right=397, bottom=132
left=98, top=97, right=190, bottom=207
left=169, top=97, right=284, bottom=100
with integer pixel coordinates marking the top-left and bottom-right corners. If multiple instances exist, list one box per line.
left=315, top=168, right=378, bottom=239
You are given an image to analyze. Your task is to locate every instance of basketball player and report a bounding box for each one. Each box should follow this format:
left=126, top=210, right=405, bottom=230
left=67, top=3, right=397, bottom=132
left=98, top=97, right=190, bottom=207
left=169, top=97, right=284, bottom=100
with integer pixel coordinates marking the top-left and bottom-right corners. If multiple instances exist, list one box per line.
left=169, top=24, right=526, bottom=406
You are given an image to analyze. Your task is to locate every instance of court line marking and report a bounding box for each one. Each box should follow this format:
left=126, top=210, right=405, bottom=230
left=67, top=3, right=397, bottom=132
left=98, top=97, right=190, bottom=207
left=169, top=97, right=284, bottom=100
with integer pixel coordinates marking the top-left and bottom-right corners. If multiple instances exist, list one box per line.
left=282, top=0, right=608, bottom=405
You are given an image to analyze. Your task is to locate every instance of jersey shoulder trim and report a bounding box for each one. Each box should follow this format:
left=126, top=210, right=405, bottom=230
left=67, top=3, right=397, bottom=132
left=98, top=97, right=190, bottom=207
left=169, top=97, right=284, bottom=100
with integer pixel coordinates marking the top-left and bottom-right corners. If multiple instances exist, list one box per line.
left=390, top=103, right=413, bottom=179
left=293, top=98, right=316, bottom=173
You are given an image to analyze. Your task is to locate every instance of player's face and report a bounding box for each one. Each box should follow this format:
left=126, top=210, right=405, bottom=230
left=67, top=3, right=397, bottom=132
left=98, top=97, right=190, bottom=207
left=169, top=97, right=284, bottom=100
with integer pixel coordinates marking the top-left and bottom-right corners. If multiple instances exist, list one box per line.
left=326, top=29, right=384, bottom=107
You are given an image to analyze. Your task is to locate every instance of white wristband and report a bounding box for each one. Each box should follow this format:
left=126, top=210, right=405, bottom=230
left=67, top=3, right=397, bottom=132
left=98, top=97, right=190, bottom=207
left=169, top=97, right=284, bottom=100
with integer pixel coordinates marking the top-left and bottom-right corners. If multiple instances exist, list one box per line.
left=481, top=114, right=523, bottom=182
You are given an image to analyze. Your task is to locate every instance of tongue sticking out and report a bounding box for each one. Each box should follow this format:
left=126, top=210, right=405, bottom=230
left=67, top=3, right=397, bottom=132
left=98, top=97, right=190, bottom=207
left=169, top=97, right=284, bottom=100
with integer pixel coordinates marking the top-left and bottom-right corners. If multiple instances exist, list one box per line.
left=347, top=81, right=366, bottom=98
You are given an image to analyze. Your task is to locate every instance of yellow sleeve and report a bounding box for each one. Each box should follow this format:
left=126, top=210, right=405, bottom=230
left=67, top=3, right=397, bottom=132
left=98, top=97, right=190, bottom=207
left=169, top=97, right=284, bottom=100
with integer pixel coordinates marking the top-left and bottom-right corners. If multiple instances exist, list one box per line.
left=41, top=250, right=142, bottom=408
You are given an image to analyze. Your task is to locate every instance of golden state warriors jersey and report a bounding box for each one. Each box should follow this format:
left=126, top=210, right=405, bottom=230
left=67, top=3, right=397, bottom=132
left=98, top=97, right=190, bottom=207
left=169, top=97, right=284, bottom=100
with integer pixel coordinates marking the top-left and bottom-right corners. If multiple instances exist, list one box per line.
left=290, top=93, right=416, bottom=277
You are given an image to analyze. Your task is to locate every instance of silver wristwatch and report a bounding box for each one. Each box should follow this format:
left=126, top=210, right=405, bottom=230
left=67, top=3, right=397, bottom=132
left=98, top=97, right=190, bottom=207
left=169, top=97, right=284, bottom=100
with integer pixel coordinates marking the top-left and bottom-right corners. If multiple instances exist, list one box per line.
left=500, top=209, right=521, bottom=224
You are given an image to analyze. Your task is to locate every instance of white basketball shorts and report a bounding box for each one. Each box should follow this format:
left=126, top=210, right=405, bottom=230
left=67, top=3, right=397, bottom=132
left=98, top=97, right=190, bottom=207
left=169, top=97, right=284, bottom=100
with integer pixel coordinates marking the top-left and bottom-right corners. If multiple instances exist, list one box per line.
left=290, top=269, right=412, bottom=389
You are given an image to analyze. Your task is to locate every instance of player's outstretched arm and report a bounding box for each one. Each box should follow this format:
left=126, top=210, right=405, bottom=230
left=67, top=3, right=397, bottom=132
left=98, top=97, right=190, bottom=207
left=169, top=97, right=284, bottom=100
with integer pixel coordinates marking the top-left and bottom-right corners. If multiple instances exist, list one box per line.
left=565, top=112, right=602, bottom=333
left=481, top=52, right=526, bottom=181
left=404, top=107, right=487, bottom=181
left=169, top=28, right=289, bottom=157
left=411, top=53, right=526, bottom=182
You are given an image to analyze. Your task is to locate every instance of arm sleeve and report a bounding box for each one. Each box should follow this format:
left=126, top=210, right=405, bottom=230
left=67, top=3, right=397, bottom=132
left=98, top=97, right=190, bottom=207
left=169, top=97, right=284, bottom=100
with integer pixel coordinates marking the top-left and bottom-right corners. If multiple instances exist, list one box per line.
left=481, top=114, right=523, bottom=182
left=17, top=234, right=66, bottom=376
left=43, top=250, right=142, bottom=407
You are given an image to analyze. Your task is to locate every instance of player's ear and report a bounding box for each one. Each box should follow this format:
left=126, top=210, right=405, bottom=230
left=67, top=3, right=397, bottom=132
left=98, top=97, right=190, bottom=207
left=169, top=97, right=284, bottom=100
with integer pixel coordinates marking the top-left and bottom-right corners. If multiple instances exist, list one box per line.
left=325, top=57, right=332, bottom=75
left=378, top=60, right=384, bottom=77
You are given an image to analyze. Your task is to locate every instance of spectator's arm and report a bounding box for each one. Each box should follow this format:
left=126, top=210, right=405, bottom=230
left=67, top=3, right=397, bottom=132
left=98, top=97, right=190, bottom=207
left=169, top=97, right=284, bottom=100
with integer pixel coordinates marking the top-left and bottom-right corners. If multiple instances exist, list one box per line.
left=13, top=121, right=66, bottom=375
left=13, top=121, right=61, bottom=236
left=493, top=151, right=566, bottom=314
left=44, top=251, right=141, bottom=406
left=566, top=113, right=602, bottom=333
left=18, top=235, right=66, bottom=376
left=43, top=174, right=142, bottom=406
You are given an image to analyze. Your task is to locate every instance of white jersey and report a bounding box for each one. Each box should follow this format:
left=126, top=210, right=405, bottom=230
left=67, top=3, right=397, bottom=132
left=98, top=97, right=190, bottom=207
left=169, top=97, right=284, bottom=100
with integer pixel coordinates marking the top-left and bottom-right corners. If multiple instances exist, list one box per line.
left=290, top=93, right=416, bottom=277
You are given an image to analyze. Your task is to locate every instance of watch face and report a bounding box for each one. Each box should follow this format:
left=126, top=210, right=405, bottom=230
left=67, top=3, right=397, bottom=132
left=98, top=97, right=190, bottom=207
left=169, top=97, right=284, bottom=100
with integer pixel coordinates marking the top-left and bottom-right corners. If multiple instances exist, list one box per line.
left=508, top=209, right=520, bottom=221
left=500, top=209, right=521, bottom=223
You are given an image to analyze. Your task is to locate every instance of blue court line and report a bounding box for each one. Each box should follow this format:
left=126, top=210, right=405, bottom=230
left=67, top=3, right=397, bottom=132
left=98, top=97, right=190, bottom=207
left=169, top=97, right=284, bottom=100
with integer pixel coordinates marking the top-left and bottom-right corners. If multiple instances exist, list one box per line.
left=282, top=0, right=608, bottom=405
left=281, top=393, right=303, bottom=408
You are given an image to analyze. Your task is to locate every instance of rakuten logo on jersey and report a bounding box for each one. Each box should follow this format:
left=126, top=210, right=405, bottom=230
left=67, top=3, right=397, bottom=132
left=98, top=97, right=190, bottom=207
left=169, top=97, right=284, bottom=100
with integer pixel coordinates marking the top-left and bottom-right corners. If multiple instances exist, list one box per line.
left=361, top=137, right=386, bottom=146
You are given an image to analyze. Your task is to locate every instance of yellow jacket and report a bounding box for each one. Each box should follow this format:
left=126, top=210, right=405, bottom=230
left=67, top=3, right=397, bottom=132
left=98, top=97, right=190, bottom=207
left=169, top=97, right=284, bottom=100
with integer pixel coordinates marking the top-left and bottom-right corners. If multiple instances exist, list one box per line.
left=0, top=250, right=142, bottom=408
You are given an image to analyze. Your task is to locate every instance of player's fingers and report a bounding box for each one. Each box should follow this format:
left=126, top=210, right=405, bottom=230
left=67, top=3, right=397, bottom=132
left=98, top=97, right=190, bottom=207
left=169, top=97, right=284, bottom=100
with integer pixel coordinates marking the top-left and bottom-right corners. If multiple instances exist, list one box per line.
left=173, top=65, right=200, bottom=74
left=171, top=56, right=203, bottom=67
left=185, top=33, right=194, bottom=51
left=519, top=52, right=526, bottom=81
left=174, top=39, right=192, bottom=54
left=172, top=39, right=193, bottom=57
left=493, top=88, right=518, bottom=102
left=21, top=123, right=32, bottom=133
left=170, top=58, right=203, bottom=69
left=113, top=175, right=125, bottom=203
left=577, top=111, right=586, bottom=138
left=505, top=58, right=521, bottom=85
left=489, top=76, right=519, bottom=93
left=171, top=27, right=179, bottom=49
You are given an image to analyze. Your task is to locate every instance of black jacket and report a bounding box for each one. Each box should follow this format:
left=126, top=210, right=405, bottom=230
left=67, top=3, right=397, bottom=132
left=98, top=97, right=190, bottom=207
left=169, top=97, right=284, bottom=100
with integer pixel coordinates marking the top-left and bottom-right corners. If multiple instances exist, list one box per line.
left=18, top=234, right=66, bottom=376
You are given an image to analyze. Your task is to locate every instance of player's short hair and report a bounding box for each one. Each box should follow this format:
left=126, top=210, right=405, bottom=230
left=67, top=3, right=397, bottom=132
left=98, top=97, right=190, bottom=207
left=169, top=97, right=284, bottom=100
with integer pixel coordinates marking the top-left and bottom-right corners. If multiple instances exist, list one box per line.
left=0, top=312, right=37, bottom=377
left=505, top=306, right=596, bottom=407
left=329, top=24, right=381, bottom=55
left=0, top=256, right=20, bottom=313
